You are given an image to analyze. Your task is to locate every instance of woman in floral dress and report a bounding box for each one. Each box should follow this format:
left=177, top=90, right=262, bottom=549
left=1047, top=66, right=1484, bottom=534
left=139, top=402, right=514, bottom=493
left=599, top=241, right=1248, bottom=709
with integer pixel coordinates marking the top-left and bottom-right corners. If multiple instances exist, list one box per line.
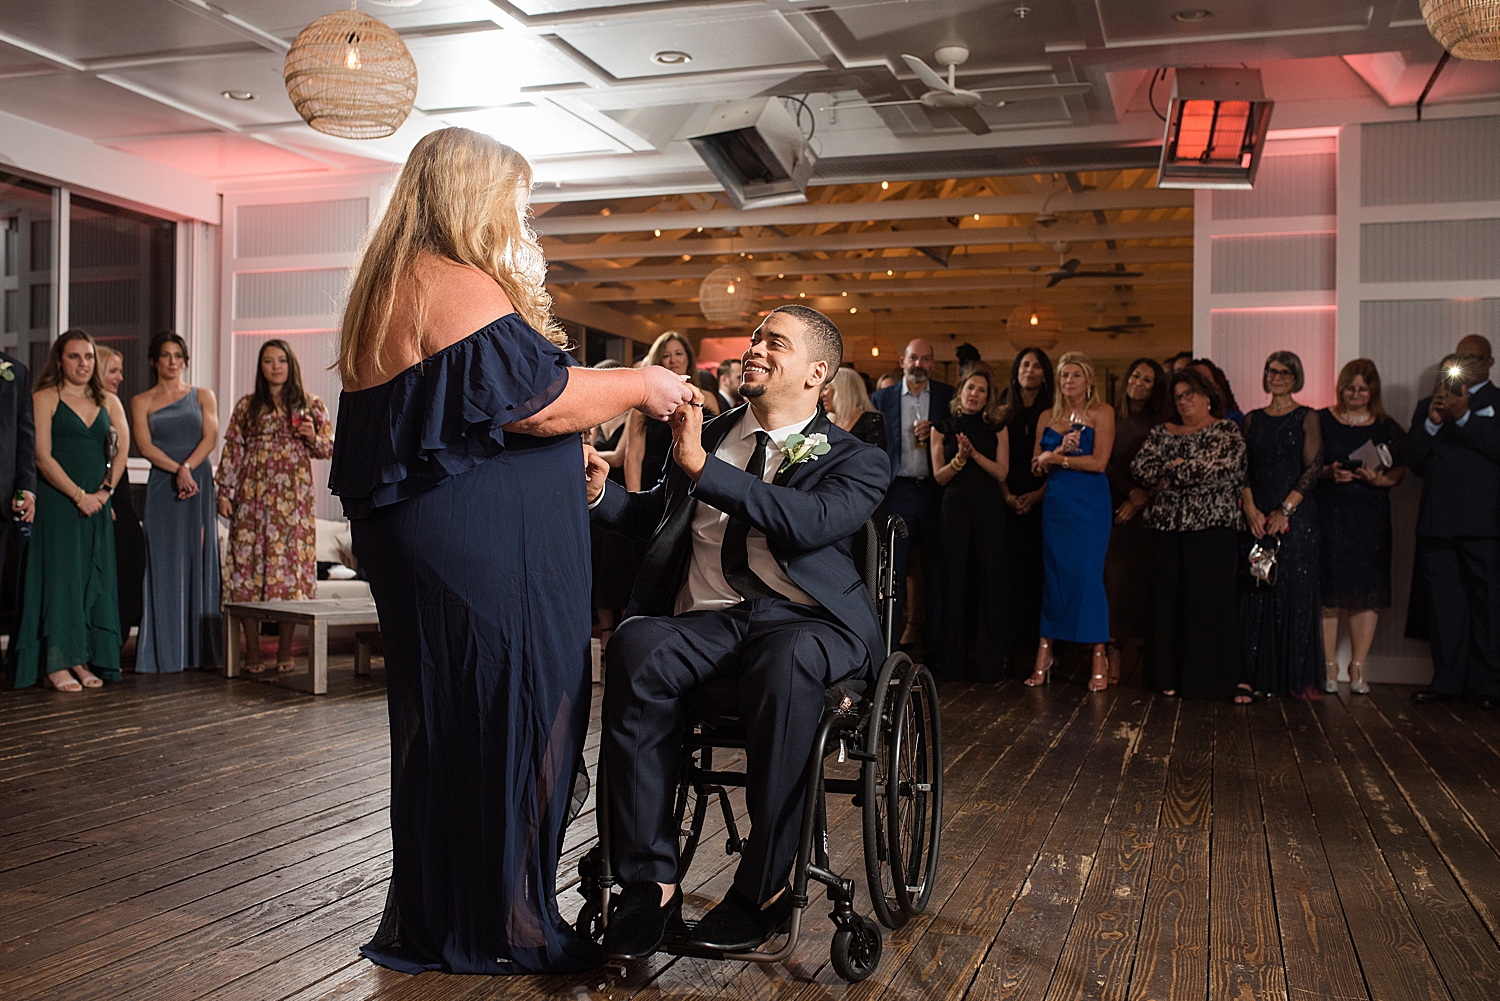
left=216, top=339, right=333, bottom=671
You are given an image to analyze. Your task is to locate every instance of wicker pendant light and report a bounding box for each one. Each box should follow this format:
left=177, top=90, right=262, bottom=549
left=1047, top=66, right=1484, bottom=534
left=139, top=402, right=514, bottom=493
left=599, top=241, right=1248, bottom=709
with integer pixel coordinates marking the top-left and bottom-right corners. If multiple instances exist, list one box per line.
left=284, top=5, right=419, bottom=139
left=1006, top=302, right=1062, bottom=351
left=699, top=265, right=762, bottom=326
left=1422, top=0, right=1500, bottom=59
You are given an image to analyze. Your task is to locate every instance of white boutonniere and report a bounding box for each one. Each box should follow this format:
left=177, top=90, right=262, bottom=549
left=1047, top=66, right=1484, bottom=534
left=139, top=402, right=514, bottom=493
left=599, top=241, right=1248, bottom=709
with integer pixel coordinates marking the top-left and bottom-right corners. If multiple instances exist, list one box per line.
left=777, top=432, right=830, bottom=472
left=0, top=361, right=13, bottom=383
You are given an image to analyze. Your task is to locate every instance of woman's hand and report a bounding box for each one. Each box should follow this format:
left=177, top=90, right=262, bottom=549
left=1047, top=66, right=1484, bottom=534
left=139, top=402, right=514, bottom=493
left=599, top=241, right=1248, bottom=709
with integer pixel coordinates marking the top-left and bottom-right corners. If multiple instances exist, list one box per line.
left=1266, top=509, right=1290, bottom=534
left=1114, top=499, right=1140, bottom=524
left=1245, top=502, right=1267, bottom=538
left=1330, top=461, right=1357, bottom=484
left=1013, top=488, right=1045, bottom=515
left=1058, top=429, right=1081, bottom=455
left=295, top=419, right=317, bottom=443
left=956, top=434, right=975, bottom=460
left=175, top=463, right=199, bottom=499
left=218, top=497, right=233, bottom=519
left=1354, top=465, right=1379, bottom=483
left=77, top=490, right=105, bottom=517
left=637, top=365, right=695, bottom=421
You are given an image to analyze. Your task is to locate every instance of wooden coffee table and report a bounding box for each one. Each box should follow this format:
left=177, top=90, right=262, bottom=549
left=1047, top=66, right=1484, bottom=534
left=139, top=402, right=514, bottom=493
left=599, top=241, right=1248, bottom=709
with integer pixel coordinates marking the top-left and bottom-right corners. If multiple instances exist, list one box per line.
left=223, top=599, right=382, bottom=695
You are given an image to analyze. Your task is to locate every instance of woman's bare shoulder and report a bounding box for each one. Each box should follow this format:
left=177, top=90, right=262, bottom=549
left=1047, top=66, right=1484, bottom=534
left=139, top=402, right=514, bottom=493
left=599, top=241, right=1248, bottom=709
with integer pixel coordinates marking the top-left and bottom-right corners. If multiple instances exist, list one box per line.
left=416, top=256, right=516, bottom=351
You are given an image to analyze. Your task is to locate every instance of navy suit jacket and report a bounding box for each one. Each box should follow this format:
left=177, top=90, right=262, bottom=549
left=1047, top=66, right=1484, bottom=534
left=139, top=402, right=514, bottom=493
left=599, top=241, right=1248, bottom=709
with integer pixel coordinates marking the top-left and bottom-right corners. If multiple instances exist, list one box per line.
left=1403, top=381, right=1500, bottom=538
left=591, top=404, right=891, bottom=667
left=0, top=352, right=35, bottom=517
left=869, top=378, right=954, bottom=478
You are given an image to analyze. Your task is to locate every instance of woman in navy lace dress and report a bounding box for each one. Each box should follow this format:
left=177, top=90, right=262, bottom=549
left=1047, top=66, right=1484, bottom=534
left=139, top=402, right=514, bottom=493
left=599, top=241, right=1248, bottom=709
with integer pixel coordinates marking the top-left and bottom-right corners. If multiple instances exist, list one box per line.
left=330, top=128, right=694, bottom=976
left=1240, top=351, right=1325, bottom=699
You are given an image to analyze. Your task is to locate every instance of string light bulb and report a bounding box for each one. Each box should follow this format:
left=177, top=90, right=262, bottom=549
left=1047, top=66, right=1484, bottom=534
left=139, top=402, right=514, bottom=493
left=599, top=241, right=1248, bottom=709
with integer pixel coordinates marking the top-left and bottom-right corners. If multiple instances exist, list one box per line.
left=799, top=292, right=806, bottom=298
left=344, top=45, right=361, bottom=69
left=725, top=282, right=736, bottom=294
left=871, top=345, right=880, bottom=357
left=654, top=228, right=661, bottom=237
left=1030, top=312, right=1039, bottom=326
left=849, top=307, right=857, bottom=313
left=881, top=180, right=889, bottom=190
left=887, top=269, right=893, bottom=276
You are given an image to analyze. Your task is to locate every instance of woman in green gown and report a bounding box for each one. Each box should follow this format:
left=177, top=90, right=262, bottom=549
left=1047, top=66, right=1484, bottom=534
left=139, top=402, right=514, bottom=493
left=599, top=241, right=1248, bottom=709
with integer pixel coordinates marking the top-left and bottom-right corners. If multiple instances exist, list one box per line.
left=10, top=329, right=129, bottom=691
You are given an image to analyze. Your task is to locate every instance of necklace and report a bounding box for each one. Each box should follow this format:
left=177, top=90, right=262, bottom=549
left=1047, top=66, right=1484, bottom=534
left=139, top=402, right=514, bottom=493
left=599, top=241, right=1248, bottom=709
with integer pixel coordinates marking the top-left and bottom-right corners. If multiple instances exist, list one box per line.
left=1338, top=409, right=1371, bottom=425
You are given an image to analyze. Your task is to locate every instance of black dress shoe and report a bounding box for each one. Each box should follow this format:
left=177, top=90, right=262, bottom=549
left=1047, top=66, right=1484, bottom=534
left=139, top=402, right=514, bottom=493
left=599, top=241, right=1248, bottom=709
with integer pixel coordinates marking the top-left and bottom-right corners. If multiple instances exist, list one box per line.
left=690, top=886, right=794, bottom=951
left=603, top=883, right=681, bottom=961
left=1478, top=697, right=1499, bottom=711
left=1411, top=688, right=1457, bottom=704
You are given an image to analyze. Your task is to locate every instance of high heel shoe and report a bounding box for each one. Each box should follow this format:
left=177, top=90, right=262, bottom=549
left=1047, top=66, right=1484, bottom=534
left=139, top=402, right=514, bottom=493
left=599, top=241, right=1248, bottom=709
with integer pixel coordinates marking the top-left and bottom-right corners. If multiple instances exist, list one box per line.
left=1323, top=660, right=1339, bottom=694
left=1024, top=641, right=1053, bottom=687
left=1349, top=660, right=1370, bottom=695
left=1088, top=648, right=1109, bottom=692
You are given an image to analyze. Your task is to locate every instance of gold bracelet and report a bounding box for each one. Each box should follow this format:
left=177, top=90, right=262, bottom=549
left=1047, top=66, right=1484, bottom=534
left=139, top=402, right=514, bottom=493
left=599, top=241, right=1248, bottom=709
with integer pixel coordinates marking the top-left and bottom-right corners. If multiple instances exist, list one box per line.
left=1062, top=455, right=1071, bottom=470
left=74, top=487, right=85, bottom=504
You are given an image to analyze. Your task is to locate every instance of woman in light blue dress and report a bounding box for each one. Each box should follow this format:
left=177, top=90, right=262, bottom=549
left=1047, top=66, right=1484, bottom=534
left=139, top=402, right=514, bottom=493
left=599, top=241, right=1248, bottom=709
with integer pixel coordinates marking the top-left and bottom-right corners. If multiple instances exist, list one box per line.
left=1027, top=351, right=1115, bottom=691
left=130, top=332, right=222, bottom=673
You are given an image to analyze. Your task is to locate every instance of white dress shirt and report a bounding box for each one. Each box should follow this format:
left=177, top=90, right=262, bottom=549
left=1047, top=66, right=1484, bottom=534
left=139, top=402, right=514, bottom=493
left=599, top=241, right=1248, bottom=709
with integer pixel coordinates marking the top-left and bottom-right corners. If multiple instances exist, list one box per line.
left=675, top=408, right=820, bottom=614
left=896, top=378, right=931, bottom=478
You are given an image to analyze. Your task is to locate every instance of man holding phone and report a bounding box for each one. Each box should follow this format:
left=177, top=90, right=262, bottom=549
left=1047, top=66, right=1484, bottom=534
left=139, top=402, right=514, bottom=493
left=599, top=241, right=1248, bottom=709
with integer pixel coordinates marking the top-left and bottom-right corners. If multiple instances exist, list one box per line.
left=1403, top=350, right=1500, bottom=709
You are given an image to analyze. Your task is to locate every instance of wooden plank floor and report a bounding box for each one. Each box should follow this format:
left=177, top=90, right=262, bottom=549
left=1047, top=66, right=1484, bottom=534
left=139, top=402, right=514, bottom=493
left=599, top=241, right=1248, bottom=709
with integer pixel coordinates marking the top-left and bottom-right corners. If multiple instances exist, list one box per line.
left=4, top=655, right=1500, bottom=1001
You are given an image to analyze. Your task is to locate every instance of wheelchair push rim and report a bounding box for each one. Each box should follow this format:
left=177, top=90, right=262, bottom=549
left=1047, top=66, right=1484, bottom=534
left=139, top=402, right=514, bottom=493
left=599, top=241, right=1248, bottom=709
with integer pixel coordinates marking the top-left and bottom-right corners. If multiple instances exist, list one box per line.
left=887, top=661, right=942, bottom=917
left=862, top=651, right=912, bottom=930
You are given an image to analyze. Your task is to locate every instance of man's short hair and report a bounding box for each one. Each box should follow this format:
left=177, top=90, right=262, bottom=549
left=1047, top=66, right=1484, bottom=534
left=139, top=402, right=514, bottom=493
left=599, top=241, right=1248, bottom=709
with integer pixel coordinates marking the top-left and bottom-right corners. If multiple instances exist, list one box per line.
left=769, top=304, right=842, bottom=384
left=716, top=358, right=740, bottom=379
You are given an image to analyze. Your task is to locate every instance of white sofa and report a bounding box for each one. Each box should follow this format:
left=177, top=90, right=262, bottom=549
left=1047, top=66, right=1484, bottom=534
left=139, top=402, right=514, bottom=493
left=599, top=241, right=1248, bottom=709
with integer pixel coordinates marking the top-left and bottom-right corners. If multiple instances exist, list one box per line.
left=216, top=518, right=371, bottom=601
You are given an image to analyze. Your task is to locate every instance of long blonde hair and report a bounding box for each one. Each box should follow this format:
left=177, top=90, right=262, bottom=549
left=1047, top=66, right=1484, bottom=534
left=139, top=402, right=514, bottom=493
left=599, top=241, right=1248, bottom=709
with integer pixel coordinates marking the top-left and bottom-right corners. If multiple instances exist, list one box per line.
left=827, top=367, right=873, bottom=420
left=339, top=127, right=561, bottom=382
left=1050, top=350, right=1098, bottom=421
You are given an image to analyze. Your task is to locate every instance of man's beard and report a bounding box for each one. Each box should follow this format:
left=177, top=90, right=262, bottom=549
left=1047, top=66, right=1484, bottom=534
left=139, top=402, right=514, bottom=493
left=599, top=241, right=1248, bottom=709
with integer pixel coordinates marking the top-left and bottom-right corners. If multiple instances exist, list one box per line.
left=906, top=368, right=929, bottom=384
left=740, top=382, right=767, bottom=399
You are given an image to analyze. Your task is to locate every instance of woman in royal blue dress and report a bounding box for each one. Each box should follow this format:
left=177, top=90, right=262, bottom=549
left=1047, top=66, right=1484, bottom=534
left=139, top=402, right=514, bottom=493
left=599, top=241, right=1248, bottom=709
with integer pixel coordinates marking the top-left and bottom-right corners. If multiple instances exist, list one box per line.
left=329, top=128, right=695, bottom=976
left=1026, top=351, right=1115, bottom=691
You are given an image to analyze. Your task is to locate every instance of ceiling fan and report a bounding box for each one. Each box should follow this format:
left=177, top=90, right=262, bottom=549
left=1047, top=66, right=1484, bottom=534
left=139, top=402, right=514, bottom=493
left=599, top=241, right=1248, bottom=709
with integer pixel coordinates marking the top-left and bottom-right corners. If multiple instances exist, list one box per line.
left=860, top=47, right=1093, bottom=136
left=1046, top=251, right=1145, bottom=288
left=1087, top=315, right=1156, bottom=338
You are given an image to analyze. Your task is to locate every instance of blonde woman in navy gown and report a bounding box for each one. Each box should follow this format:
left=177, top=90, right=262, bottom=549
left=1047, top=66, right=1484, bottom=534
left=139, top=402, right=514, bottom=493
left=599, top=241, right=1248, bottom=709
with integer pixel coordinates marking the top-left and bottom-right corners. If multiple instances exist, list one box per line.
left=329, top=127, right=694, bottom=976
left=1026, top=352, right=1115, bottom=691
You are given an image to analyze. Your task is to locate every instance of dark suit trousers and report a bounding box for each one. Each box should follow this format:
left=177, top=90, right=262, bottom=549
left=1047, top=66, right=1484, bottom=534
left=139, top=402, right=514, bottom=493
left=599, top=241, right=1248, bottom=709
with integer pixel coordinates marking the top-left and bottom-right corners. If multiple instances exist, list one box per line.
left=1418, top=536, right=1500, bottom=698
left=885, top=477, right=943, bottom=664
left=603, top=598, right=868, bottom=904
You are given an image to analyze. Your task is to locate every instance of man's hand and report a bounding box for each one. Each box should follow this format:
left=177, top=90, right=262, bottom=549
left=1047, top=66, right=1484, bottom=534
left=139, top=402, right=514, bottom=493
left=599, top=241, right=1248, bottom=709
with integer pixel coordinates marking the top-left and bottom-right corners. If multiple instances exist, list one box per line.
left=670, top=385, right=707, bottom=481
left=1428, top=396, right=1446, bottom=427
left=14, top=490, right=34, bottom=523
left=583, top=443, right=610, bottom=504
left=1444, top=389, right=1470, bottom=423
left=913, top=418, right=932, bottom=443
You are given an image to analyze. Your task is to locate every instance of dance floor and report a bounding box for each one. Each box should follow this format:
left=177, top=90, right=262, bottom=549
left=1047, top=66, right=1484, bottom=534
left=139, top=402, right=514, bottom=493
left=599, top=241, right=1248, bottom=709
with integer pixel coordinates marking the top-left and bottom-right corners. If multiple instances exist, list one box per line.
left=3, top=654, right=1499, bottom=1001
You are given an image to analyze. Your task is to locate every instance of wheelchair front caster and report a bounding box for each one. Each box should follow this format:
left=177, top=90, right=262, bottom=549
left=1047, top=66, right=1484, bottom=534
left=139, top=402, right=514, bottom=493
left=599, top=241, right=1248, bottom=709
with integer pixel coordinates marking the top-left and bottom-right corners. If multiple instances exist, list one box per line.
left=830, top=914, right=882, bottom=982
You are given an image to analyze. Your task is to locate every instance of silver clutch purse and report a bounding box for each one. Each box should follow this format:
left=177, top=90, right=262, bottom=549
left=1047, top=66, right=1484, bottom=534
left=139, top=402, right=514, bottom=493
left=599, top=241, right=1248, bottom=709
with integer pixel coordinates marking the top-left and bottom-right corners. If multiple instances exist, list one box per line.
left=1248, top=536, right=1280, bottom=586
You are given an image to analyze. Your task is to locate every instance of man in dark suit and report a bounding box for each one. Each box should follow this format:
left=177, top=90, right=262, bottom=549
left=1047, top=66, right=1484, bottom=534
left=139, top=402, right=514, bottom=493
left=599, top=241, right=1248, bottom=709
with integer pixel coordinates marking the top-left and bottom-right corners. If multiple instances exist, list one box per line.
left=868, top=338, right=953, bottom=667
left=585, top=305, right=889, bottom=960
left=0, top=350, right=36, bottom=575
left=1403, top=348, right=1500, bottom=710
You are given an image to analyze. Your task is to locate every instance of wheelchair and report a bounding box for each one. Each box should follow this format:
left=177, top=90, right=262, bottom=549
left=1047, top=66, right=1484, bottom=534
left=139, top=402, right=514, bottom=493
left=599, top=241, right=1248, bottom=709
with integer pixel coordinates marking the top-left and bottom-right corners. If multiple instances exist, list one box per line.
left=575, top=515, right=943, bottom=983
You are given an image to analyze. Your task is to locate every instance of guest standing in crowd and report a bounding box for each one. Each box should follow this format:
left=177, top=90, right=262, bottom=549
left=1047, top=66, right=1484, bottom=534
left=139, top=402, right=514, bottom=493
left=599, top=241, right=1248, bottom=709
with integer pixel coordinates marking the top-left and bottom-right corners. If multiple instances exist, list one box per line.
left=875, top=370, right=901, bottom=392
left=1404, top=351, right=1500, bottom=709
left=328, top=127, right=693, bottom=974
left=871, top=338, right=953, bottom=664
left=718, top=358, right=742, bottom=409
left=1192, top=358, right=1244, bottom=428
left=823, top=366, right=886, bottom=450
left=1241, top=351, right=1325, bottom=699
left=10, top=330, right=126, bottom=691
left=130, top=333, right=221, bottom=673
left=1104, top=358, right=1169, bottom=686
left=624, top=331, right=695, bottom=491
left=1000, top=348, right=1054, bottom=667
left=1132, top=367, right=1249, bottom=702
left=0, top=341, right=34, bottom=650
left=215, top=339, right=332, bottom=673
left=1165, top=351, right=1194, bottom=374
left=95, top=345, right=145, bottom=648
left=1028, top=352, right=1114, bottom=690
left=694, top=369, right=723, bottom=417
left=931, top=368, right=1009, bottom=681
left=1318, top=359, right=1405, bottom=694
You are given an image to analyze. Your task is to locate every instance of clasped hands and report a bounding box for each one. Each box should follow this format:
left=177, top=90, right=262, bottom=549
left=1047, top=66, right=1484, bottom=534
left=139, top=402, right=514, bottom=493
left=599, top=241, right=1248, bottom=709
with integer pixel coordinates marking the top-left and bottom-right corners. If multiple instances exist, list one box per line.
left=584, top=376, right=705, bottom=503
left=1031, top=427, right=1081, bottom=478
left=1328, top=461, right=1378, bottom=485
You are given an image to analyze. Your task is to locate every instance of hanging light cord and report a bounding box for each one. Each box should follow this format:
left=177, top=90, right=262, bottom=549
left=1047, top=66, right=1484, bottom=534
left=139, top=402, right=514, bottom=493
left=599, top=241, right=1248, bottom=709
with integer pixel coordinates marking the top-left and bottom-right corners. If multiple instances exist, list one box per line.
left=1147, top=68, right=1168, bottom=122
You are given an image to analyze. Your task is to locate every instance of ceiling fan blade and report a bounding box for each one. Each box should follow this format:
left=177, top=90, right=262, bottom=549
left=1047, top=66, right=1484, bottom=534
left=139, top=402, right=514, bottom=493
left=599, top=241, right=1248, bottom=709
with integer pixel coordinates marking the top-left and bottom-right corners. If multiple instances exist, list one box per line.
left=862, top=99, right=923, bottom=108
left=1046, top=274, right=1066, bottom=288
left=901, top=54, right=954, bottom=94
left=943, top=105, right=991, bottom=136
left=1074, top=269, right=1144, bottom=278
left=972, top=82, right=1094, bottom=103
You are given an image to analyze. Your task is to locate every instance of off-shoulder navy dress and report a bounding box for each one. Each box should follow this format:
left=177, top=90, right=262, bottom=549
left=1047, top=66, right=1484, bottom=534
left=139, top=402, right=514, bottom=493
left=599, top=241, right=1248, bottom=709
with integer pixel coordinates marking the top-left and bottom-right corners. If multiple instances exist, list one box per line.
left=329, top=315, right=602, bottom=975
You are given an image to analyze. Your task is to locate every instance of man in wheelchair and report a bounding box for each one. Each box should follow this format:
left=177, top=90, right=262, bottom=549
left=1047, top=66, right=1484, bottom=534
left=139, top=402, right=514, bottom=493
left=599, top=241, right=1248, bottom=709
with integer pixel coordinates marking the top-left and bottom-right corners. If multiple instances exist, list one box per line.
left=583, top=305, right=890, bottom=961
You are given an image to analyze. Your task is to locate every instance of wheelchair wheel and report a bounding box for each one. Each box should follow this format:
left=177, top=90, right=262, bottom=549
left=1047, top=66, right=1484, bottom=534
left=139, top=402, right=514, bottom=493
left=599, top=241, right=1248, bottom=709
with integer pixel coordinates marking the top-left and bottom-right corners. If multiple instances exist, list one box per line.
left=888, top=663, right=942, bottom=917
left=861, top=651, right=913, bottom=930
left=830, top=914, right=883, bottom=983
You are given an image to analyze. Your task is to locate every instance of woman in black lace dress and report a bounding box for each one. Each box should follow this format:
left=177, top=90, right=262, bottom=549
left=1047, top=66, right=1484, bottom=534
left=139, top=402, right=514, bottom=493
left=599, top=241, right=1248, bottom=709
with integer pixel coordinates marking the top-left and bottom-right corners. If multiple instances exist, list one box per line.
left=931, top=368, right=1009, bottom=681
left=1132, top=367, right=1248, bottom=702
left=1241, top=351, right=1325, bottom=699
left=1317, top=359, right=1405, bottom=694
left=1000, top=348, right=1053, bottom=666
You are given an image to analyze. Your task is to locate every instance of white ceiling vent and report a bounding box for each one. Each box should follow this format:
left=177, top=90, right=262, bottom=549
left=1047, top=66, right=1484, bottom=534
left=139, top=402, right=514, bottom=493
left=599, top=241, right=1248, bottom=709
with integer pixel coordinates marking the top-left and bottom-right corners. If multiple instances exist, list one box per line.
left=687, top=99, right=816, bottom=210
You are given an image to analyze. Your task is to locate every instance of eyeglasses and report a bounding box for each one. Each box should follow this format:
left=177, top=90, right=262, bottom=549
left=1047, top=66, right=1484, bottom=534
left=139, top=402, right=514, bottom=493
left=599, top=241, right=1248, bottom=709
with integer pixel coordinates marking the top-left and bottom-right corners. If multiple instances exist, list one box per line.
left=1174, top=390, right=1197, bottom=403
left=1265, top=366, right=1294, bottom=378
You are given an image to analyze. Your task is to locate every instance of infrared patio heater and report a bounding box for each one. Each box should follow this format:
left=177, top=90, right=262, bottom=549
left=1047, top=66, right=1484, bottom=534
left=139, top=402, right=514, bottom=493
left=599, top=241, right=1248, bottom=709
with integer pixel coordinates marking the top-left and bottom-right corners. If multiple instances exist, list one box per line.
left=1156, top=67, right=1274, bottom=189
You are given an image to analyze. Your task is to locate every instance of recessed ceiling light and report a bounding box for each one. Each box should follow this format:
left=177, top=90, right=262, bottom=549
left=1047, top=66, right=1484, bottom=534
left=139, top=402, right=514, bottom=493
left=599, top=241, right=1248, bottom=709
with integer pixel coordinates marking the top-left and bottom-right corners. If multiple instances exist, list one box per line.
left=652, top=50, right=691, bottom=66
left=221, top=90, right=256, bottom=101
left=1173, top=8, right=1212, bottom=21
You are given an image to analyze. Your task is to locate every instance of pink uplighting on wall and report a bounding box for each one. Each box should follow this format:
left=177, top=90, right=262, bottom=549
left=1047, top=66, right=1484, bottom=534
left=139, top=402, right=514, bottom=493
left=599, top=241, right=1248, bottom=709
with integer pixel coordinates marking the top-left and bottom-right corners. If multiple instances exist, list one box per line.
left=1211, top=306, right=1338, bottom=411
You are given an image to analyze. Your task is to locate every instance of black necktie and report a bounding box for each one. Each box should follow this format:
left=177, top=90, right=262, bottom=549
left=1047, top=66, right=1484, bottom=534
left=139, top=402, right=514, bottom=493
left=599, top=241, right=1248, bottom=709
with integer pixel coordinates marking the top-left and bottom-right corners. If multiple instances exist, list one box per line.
left=721, top=431, right=781, bottom=600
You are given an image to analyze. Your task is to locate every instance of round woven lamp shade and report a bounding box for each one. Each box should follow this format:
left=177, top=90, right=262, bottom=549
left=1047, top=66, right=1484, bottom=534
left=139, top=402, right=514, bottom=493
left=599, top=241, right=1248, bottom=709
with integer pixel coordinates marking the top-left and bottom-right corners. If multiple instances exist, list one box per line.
left=1006, top=302, right=1062, bottom=351
left=699, top=265, right=762, bottom=326
left=1422, top=0, right=1500, bottom=59
left=284, top=9, right=418, bottom=139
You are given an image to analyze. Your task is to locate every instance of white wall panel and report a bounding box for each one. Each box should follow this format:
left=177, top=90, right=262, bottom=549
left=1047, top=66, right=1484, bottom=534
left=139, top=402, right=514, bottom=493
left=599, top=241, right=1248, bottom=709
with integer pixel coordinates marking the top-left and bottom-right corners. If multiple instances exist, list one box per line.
left=1211, top=152, right=1336, bottom=220
left=235, top=199, right=368, bottom=259
left=233, top=268, right=347, bottom=320
left=1360, top=218, right=1500, bottom=283
left=1210, top=308, right=1337, bottom=412
left=1211, top=233, right=1336, bottom=293
left=1361, top=116, right=1500, bottom=207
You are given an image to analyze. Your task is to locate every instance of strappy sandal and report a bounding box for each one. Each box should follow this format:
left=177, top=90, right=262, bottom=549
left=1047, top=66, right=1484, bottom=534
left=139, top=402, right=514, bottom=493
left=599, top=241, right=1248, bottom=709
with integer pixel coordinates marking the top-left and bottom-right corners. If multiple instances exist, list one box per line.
left=71, top=665, right=104, bottom=689
left=1349, top=660, right=1370, bottom=695
left=1088, top=648, right=1109, bottom=692
left=1024, top=640, right=1054, bottom=687
left=45, top=670, right=82, bottom=693
left=1233, top=684, right=1254, bottom=705
left=275, top=659, right=296, bottom=674
left=244, top=657, right=269, bottom=675
left=1323, top=660, right=1339, bottom=694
